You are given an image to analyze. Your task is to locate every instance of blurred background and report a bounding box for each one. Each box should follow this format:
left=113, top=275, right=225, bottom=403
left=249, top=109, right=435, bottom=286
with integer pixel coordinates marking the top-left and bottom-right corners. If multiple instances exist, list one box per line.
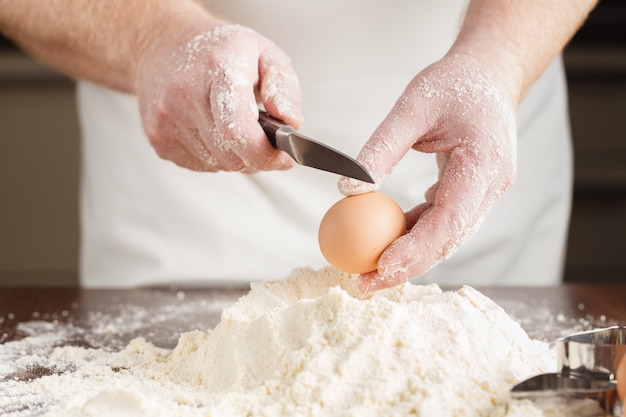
left=1, top=1, right=625, bottom=286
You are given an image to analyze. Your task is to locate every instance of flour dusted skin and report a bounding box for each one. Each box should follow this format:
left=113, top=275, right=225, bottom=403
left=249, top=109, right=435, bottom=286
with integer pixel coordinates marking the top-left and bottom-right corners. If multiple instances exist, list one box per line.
left=162, top=266, right=554, bottom=416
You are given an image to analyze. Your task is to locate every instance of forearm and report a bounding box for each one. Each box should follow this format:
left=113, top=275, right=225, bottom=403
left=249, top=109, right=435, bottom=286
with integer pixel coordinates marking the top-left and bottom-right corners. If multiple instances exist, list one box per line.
left=452, top=0, right=597, bottom=103
left=0, top=0, right=216, bottom=92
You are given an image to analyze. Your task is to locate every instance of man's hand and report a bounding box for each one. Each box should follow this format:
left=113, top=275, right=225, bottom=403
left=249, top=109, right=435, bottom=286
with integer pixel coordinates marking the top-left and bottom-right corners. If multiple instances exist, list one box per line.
left=339, top=53, right=517, bottom=292
left=135, top=23, right=303, bottom=172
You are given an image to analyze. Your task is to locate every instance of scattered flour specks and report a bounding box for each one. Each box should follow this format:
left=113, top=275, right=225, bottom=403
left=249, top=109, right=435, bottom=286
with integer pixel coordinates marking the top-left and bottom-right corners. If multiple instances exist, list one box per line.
left=0, top=267, right=614, bottom=416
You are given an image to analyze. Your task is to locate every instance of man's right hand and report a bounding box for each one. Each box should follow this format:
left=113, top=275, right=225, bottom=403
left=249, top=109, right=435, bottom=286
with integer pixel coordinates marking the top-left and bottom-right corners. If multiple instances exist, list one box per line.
left=135, top=20, right=304, bottom=172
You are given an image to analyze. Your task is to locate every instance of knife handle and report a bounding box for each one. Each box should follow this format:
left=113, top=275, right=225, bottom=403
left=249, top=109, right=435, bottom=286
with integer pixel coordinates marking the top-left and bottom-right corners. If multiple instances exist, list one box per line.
left=258, top=110, right=284, bottom=148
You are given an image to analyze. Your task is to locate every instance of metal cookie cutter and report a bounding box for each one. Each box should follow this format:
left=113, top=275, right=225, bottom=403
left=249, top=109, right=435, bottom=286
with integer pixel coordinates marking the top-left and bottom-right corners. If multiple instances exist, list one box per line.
left=511, top=326, right=626, bottom=415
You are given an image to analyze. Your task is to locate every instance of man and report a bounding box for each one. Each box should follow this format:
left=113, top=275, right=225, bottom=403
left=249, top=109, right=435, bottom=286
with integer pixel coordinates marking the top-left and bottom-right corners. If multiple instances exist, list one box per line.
left=0, top=0, right=598, bottom=290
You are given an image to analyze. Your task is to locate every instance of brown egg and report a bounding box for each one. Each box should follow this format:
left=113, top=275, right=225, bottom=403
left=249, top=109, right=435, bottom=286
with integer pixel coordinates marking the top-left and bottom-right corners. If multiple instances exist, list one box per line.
left=318, top=191, right=407, bottom=274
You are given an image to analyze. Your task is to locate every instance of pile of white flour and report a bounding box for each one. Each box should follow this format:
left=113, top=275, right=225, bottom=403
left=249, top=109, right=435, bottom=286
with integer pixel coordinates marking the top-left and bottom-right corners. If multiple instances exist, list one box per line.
left=0, top=266, right=609, bottom=416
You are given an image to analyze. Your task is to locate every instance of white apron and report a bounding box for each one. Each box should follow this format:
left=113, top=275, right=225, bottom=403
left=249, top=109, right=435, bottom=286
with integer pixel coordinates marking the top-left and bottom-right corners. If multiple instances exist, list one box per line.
left=77, top=0, right=572, bottom=287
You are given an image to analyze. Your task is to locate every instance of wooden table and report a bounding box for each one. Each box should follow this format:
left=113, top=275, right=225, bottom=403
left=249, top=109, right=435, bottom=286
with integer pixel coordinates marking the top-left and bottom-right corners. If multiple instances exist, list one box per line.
left=1, top=283, right=625, bottom=347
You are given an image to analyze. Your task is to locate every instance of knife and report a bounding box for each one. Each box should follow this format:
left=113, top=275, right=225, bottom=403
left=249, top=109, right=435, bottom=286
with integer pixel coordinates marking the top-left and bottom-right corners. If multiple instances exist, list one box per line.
left=258, top=110, right=375, bottom=183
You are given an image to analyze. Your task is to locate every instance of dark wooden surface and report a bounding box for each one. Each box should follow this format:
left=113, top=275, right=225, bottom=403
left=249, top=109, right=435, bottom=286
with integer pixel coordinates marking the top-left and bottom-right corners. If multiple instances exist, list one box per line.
left=1, top=284, right=625, bottom=349
left=0, top=286, right=248, bottom=348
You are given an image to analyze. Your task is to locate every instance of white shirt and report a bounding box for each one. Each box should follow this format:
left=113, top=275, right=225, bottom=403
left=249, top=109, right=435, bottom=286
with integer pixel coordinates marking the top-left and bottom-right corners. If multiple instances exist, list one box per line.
left=77, top=0, right=572, bottom=287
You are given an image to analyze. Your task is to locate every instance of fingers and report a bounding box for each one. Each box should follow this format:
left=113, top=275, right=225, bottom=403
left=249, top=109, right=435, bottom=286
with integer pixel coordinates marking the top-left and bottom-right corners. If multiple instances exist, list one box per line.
left=361, top=138, right=516, bottom=293
left=258, top=46, right=304, bottom=128
left=338, top=89, right=430, bottom=196
left=346, top=57, right=519, bottom=293
left=359, top=149, right=488, bottom=292
left=154, top=141, right=219, bottom=172
left=201, top=30, right=300, bottom=172
left=207, top=65, right=294, bottom=172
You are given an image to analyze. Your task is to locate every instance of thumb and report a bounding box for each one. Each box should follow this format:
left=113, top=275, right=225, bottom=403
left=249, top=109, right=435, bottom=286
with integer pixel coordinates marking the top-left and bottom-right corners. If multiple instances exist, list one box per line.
left=258, top=44, right=303, bottom=128
left=338, top=93, right=429, bottom=195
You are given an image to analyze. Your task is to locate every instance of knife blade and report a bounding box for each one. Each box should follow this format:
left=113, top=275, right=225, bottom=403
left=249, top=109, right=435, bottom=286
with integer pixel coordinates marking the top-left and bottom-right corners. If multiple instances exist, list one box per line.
left=258, top=110, right=375, bottom=184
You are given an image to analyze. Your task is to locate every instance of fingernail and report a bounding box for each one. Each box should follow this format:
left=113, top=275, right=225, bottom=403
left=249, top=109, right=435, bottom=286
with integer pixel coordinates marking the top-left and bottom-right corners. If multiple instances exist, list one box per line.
left=338, top=177, right=378, bottom=196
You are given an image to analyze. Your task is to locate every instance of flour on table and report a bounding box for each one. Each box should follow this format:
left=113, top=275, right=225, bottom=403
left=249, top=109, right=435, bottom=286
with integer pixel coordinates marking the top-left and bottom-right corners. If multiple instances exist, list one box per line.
left=0, top=266, right=605, bottom=416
